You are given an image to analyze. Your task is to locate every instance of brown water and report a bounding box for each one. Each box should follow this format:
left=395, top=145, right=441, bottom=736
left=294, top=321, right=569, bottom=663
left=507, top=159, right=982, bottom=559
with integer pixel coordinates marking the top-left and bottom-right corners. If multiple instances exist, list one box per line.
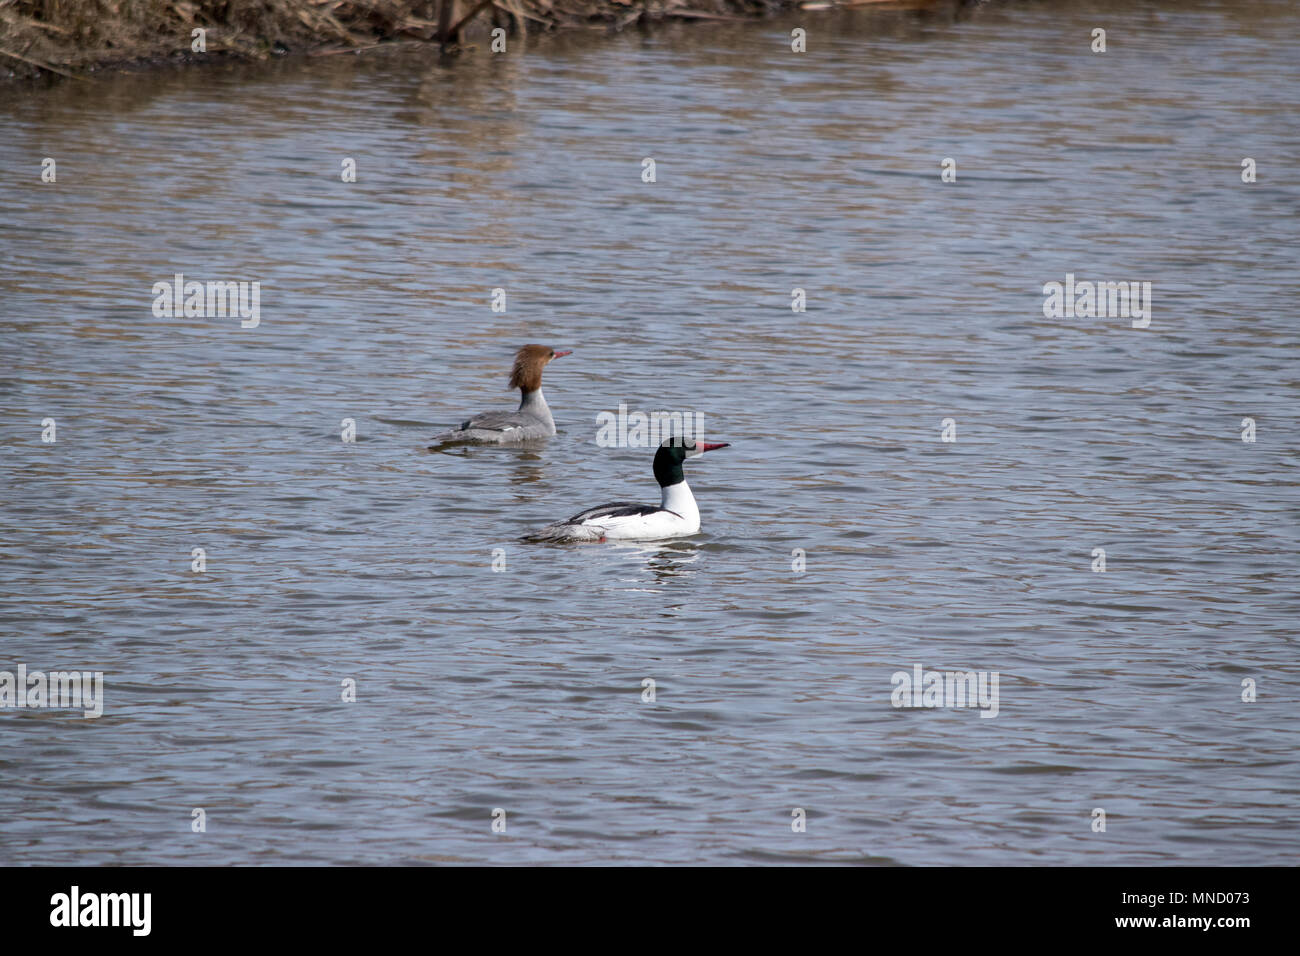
left=1, top=0, right=1298, bottom=864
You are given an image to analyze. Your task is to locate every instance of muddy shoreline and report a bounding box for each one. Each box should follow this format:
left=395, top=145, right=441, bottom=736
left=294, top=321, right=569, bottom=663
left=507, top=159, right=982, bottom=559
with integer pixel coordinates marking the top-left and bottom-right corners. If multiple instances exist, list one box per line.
left=0, top=0, right=807, bottom=82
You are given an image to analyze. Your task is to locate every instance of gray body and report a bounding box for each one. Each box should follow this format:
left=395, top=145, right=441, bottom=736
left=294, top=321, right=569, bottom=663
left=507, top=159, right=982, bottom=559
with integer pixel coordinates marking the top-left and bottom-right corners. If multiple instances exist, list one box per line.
left=430, top=388, right=556, bottom=445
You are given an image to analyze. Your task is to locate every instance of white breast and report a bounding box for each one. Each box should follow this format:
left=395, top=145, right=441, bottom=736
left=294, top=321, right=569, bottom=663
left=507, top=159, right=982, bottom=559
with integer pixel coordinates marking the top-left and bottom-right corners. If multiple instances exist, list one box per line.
left=588, top=481, right=701, bottom=540
left=596, top=509, right=697, bottom=540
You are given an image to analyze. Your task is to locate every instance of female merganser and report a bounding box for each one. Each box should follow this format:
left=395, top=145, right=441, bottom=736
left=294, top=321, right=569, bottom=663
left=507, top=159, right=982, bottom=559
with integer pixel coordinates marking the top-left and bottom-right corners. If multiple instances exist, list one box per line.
left=429, top=344, right=572, bottom=446
left=527, top=436, right=730, bottom=543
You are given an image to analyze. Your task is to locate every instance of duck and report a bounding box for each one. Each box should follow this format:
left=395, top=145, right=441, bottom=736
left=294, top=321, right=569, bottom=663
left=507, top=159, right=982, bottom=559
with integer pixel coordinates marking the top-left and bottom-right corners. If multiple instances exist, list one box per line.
left=527, top=436, right=729, bottom=542
left=429, top=344, right=571, bottom=446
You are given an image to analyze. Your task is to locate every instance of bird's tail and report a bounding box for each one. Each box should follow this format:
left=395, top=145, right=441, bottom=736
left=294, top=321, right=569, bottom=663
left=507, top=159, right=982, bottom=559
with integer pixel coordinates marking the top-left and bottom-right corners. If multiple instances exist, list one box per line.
left=523, top=522, right=606, bottom=544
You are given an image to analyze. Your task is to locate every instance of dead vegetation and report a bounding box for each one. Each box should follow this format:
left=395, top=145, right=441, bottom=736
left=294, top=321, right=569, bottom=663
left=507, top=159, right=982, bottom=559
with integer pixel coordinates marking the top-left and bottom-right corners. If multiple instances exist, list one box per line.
left=0, top=0, right=788, bottom=78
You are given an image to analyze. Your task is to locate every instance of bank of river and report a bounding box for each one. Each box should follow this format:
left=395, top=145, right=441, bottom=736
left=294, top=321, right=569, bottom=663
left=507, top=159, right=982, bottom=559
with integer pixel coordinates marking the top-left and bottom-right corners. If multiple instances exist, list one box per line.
left=1, top=0, right=819, bottom=80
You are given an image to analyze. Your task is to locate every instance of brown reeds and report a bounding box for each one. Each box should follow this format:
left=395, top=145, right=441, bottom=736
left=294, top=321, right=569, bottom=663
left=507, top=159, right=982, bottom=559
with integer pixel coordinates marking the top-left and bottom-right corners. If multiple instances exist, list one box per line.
left=0, top=0, right=784, bottom=78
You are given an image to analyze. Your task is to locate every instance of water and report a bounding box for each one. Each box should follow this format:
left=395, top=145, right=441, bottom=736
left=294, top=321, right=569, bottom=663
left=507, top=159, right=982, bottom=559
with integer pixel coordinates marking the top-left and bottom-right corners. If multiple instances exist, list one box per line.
left=2, top=0, right=1297, bottom=865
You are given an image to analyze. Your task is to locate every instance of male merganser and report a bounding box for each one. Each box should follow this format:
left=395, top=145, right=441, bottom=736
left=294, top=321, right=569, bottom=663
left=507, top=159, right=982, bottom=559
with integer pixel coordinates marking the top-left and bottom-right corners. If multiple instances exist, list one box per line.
left=527, top=436, right=730, bottom=542
left=429, top=344, right=571, bottom=446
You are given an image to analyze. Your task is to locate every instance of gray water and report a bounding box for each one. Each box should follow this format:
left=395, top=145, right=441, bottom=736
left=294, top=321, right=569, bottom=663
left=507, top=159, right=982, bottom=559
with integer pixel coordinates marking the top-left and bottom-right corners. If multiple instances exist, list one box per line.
left=2, top=0, right=1298, bottom=865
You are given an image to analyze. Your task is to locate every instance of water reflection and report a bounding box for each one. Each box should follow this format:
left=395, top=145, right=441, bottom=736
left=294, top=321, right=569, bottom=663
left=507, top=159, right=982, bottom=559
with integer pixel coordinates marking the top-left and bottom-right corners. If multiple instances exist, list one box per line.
left=614, top=538, right=705, bottom=587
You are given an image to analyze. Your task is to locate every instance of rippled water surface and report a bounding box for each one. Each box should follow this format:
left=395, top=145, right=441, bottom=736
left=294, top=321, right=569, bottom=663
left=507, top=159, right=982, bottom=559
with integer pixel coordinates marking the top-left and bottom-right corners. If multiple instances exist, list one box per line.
left=2, top=0, right=1298, bottom=865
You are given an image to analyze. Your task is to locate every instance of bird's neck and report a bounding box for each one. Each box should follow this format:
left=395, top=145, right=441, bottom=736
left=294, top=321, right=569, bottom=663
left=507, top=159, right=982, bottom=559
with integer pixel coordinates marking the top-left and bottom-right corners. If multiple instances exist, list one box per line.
left=660, top=480, right=698, bottom=523
left=518, top=388, right=553, bottom=426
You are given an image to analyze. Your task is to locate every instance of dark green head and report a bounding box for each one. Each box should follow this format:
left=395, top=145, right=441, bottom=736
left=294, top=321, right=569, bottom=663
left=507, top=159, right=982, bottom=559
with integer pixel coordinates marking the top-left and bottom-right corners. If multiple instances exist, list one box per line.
left=652, top=436, right=730, bottom=487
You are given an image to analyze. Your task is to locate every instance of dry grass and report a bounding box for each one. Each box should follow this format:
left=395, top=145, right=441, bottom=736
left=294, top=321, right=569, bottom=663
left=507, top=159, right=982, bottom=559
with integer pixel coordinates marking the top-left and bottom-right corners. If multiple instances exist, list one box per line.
left=0, top=0, right=784, bottom=77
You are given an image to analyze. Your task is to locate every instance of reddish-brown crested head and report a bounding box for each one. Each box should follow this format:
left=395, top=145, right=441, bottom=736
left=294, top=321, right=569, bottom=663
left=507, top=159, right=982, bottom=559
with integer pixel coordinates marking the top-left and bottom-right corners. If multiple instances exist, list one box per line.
left=508, top=344, right=569, bottom=392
